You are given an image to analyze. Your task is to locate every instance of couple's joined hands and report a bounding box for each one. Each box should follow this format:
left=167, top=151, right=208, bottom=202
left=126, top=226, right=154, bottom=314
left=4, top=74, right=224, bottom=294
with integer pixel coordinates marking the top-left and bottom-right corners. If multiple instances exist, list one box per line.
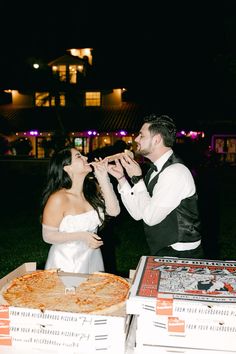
left=90, top=155, right=142, bottom=181
left=105, top=155, right=142, bottom=180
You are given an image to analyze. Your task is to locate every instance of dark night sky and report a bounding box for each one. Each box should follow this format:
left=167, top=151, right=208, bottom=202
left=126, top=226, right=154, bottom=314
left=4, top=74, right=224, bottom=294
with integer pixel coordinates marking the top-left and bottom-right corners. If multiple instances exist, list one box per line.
left=1, top=1, right=236, bottom=122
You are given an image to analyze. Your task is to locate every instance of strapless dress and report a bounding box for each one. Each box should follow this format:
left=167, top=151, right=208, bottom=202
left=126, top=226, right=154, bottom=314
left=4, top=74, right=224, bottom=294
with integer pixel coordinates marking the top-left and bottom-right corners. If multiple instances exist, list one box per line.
left=44, top=210, right=104, bottom=273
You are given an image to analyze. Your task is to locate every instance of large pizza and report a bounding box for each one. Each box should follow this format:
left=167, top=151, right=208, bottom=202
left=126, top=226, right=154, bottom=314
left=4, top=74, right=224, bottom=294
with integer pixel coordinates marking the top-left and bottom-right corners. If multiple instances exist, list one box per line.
left=2, top=270, right=131, bottom=314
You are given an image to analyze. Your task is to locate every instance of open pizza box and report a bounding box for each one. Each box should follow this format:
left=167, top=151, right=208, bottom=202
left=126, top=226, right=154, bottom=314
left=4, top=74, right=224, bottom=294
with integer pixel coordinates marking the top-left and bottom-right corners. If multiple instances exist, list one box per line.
left=0, top=262, right=132, bottom=354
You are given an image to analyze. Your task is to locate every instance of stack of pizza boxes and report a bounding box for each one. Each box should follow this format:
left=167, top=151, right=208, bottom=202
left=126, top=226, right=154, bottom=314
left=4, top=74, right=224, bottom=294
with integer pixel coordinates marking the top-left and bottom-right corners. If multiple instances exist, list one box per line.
left=126, top=256, right=236, bottom=354
left=0, top=263, right=132, bottom=354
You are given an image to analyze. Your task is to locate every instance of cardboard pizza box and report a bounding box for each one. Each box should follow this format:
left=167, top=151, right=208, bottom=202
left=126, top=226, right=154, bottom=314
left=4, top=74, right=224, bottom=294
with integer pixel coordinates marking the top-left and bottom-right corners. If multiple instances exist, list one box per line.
left=134, top=313, right=236, bottom=351
left=0, top=262, right=37, bottom=289
left=133, top=343, right=236, bottom=354
left=127, top=256, right=236, bottom=321
left=129, top=315, right=236, bottom=354
left=0, top=263, right=132, bottom=354
left=127, top=257, right=236, bottom=352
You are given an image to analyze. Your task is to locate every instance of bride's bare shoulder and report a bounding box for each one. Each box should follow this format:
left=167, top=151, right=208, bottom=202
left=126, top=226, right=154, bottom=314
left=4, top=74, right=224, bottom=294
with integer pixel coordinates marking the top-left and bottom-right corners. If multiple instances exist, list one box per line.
left=47, top=189, right=68, bottom=206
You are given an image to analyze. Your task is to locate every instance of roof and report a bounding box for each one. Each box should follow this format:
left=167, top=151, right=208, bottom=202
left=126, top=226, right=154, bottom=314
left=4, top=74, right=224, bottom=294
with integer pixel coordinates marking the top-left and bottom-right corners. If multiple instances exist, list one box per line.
left=2, top=103, right=231, bottom=137
left=48, top=54, right=85, bottom=66
left=0, top=103, right=145, bottom=135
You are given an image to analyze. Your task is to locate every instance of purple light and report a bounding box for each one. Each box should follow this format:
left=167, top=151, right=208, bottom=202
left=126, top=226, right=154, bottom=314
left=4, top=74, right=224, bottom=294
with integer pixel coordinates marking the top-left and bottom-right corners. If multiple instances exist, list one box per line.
left=176, top=130, right=204, bottom=140
left=176, top=130, right=186, bottom=137
left=87, top=130, right=97, bottom=136
left=119, top=130, right=127, bottom=136
left=29, top=130, right=38, bottom=136
left=189, top=131, right=198, bottom=139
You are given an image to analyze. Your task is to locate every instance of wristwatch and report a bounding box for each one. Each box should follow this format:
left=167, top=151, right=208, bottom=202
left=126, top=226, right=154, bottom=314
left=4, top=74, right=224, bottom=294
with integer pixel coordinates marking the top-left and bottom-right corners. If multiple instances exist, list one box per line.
left=131, top=175, right=143, bottom=184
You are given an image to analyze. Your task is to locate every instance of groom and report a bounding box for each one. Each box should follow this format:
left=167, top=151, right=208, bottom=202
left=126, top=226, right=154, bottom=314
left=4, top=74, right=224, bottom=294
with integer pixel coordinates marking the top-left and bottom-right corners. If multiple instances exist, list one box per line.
left=107, top=114, right=204, bottom=259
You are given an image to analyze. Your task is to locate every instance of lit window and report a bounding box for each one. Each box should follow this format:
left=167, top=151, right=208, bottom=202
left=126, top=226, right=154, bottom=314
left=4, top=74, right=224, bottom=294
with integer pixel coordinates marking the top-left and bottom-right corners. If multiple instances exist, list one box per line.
left=35, top=92, right=50, bottom=106
left=59, top=93, right=65, bottom=106
left=85, top=92, right=101, bottom=106
left=58, top=65, right=67, bottom=82
left=35, top=92, right=65, bottom=107
left=69, top=65, right=77, bottom=83
left=51, top=96, right=55, bottom=106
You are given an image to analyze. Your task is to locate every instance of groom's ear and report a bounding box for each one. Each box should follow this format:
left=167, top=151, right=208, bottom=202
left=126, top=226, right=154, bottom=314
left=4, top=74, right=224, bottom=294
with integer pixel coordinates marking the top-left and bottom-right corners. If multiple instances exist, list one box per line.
left=153, top=133, right=162, bottom=146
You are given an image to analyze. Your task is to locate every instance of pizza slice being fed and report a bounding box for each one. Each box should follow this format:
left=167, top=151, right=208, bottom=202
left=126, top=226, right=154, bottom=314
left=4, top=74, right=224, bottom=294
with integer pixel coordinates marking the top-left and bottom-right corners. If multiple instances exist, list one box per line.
left=105, top=149, right=134, bottom=162
left=2, top=270, right=131, bottom=315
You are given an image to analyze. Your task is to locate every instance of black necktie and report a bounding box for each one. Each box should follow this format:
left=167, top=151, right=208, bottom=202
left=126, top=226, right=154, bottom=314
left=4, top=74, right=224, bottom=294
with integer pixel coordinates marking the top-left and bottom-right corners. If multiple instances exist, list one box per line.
left=144, top=163, right=158, bottom=186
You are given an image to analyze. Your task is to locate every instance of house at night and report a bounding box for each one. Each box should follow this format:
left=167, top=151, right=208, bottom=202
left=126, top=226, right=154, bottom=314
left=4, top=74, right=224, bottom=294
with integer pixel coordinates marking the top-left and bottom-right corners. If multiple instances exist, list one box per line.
left=0, top=47, right=235, bottom=163
left=0, top=48, right=145, bottom=158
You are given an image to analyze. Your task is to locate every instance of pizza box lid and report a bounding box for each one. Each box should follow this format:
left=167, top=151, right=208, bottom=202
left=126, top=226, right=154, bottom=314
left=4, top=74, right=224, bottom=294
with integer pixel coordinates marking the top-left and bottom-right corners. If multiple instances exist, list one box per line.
left=0, top=262, right=37, bottom=291
left=0, top=262, right=37, bottom=308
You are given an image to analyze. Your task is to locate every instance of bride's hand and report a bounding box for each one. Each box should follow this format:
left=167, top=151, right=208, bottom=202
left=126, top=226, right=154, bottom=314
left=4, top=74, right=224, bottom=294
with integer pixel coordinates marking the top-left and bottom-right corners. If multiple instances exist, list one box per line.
left=83, top=232, right=103, bottom=249
left=90, top=158, right=108, bottom=180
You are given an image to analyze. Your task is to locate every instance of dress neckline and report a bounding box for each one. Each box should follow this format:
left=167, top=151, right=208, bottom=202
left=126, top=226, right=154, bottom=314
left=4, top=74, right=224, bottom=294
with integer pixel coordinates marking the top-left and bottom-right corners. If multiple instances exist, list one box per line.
left=63, top=210, right=95, bottom=218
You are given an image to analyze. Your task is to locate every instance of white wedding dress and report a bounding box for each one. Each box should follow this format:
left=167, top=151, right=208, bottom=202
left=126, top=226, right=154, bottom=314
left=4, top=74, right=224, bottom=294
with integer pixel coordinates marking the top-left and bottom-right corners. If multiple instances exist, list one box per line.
left=44, top=209, right=104, bottom=273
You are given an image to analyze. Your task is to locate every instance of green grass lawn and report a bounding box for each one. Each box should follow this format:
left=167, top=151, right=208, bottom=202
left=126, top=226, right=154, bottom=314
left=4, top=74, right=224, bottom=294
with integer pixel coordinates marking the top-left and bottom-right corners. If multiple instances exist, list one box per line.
left=0, top=160, right=236, bottom=279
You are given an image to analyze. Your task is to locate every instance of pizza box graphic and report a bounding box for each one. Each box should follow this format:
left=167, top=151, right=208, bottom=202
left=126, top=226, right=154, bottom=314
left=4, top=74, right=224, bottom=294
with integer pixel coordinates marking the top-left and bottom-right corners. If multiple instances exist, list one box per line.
left=127, top=256, right=236, bottom=320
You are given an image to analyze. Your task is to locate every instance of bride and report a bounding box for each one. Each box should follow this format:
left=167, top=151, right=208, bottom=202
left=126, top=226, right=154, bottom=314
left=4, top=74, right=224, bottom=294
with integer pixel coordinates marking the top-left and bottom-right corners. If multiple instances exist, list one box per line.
left=41, top=147, right=120, bottom=274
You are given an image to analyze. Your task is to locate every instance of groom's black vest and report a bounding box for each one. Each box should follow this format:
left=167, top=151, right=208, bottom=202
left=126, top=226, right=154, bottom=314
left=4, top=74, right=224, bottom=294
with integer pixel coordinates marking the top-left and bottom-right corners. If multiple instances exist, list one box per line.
left=144, top=153, right=202, bottom=254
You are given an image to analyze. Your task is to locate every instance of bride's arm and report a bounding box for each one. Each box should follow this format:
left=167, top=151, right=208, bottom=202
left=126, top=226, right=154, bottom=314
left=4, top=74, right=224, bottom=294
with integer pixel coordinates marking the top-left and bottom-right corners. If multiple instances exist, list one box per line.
left=42, top=193, right=103, bottom=247
left=42, top=224, right=103, bottom=247
left=92, top=159, right=120, bottom=216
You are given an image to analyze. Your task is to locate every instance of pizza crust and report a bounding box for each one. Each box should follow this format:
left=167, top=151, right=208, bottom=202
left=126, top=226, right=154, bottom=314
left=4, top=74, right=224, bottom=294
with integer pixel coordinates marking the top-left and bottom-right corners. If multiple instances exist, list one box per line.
left=2, top=270, right=131, bottom=315
left=106, top=149, right=134, bottom=162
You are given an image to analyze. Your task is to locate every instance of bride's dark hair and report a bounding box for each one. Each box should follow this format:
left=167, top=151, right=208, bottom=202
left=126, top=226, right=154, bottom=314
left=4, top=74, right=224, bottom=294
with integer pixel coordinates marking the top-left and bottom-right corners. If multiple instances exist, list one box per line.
left=40, top=147, right=105, bottom=223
